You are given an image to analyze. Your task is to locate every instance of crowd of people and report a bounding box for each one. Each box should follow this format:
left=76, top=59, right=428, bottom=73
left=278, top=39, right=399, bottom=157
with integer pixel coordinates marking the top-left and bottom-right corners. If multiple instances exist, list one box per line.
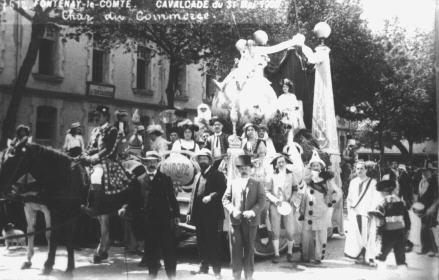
left=0, top=28, right=437, bottom=280
left=3, top=100, right=437, bottom=280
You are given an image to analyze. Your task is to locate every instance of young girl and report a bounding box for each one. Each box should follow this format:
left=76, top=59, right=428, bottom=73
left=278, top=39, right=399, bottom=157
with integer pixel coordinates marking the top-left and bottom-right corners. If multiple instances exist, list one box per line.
left=172, top=124, right=200, bottom=154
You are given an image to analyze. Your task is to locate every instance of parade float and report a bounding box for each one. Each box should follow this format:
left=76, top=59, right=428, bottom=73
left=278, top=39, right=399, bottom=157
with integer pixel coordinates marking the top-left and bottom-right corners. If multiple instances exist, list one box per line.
left=164, top=22, right=343, bottom=257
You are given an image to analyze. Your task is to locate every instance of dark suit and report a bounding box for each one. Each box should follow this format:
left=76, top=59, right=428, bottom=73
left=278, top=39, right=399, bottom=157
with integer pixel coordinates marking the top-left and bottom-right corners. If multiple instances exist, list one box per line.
left=206, top=133, right=229, bottom=159
left=222, top=177, right=265, bottom=280
left=143, top=171, right=180, bottom=278
left=188, top=167, right=227, bottom=274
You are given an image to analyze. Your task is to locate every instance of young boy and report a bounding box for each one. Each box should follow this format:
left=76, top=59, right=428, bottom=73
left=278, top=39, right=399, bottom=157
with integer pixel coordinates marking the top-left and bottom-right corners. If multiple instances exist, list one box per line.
left=371, top=174, right=411, bottom=271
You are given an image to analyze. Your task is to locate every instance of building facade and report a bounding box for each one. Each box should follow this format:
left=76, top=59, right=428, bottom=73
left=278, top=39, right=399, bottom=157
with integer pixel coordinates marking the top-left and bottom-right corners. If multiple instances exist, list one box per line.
left=0, top=6, right=214, bottom=148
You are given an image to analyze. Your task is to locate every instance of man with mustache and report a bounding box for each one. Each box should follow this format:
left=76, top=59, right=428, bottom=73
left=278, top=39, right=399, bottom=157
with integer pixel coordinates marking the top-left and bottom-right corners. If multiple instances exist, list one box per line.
left=222, top=155, right=266, bottom=280
left=120, top=151, right=179, bottom=279
left=187, top=149, right=227, bottom=279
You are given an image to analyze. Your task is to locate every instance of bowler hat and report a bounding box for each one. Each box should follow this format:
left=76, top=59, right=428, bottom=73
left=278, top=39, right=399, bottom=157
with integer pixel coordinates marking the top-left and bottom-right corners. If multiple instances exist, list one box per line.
left=235, top=154, right=253, bottom=167
left=376, top=179, right=396, bottom=192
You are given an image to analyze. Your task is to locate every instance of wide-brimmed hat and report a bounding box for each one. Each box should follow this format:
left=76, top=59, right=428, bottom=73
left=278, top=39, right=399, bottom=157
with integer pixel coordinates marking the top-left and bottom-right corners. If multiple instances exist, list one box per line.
left=70, top=122, right=81, bottom=129
left=146, top=124, right=164, bottom=135
left=195, top=148, right=213, bottom=161
left=347, top=139, right=356, bottom=147
left=140, top=151, right=161, bottom=161
left=209, top=116, right=226, bottom=126
left=271, top=153, right=292, bottom=165
left=308, top=150, right=326, bottom=167
left=376, top=179, right=396, bottom=192
left=235, top=154, right=254, bottom=167
left=179, top=122, right=199, bottom=132
left=398, top=164, right=407, bottom=172
left=16, top=124, right=30, bottom=135
left=115, top=109, right=129, bottom=117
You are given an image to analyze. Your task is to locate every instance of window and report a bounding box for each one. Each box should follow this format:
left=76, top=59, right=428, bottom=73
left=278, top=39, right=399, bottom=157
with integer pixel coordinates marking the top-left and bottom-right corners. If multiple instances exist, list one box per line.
left=136, top=46, right=151, bottom=89
left=92, top=49, right=105, bottom=83
left=35, top=106, right=57, bottom=146
left=38, top=25, right=58, bottom=76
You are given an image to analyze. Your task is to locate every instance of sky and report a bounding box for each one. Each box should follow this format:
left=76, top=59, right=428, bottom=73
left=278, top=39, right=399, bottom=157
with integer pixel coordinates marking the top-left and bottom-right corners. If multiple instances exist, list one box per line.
left=360, top=0, right=435, bottom=33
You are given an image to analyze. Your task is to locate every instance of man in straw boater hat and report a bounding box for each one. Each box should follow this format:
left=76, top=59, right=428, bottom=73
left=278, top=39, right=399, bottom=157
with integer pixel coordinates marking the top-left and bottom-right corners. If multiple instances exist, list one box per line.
left=120, top=150, right=179, bottom=279
left=299, top=150, right=342, bottom=264
left=370, top=171, right=410, bottom=273
left=344, top=160, right=378, bottom=266
left=187, top=148, right=227, bottom=279
left=266, top=153, right=300, bottom=263
left=222, top=154, right=266, bottom=280
left=146, top=124, right=169, bottom=154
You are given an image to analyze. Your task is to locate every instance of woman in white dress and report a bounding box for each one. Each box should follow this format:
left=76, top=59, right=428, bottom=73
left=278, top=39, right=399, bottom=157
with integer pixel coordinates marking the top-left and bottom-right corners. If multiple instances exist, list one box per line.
left=63, top=122, right=84, bottom=157
left=172, top=124, right=200, bottom=154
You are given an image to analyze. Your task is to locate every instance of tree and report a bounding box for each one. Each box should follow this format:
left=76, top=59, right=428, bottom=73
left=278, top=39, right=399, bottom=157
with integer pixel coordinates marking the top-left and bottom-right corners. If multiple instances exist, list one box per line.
left=0, top=2, right=53, bottom=149
left=355, top=21, right=436, bottom=160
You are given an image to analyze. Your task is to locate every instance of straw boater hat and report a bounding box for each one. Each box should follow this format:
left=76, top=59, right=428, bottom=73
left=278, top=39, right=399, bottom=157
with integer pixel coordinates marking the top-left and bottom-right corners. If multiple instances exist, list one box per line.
left=70, top=122, right=81, bottom=129
left=115, top=109, right=129, bottom=117
left=137, top=125, right=145, bottom=132
left=195, top=148, right=213, bottom=162
left=308, top=150, right=326, bottom=168
left=146, top=124, right=164, bottom=135
left=140, top=150, right=161, bottom=161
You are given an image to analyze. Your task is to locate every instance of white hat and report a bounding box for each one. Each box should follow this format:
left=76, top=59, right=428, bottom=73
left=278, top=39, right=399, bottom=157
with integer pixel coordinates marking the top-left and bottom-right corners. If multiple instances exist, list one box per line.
left=146, top=124, right=164, bottom=135
left=195, top=148, right=213, bottom=161
left=347, top=139, right=356, bottom=146
left=140, top=151, right=161, bottom=161
left=308, top=150, right=325, bottom=167
left=398, top=164, right=407, bottom=172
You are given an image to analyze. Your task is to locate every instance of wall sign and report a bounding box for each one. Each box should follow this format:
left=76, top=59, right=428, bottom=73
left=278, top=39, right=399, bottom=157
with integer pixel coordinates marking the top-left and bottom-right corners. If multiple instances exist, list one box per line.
left=87, top=82, right=115, bottom=98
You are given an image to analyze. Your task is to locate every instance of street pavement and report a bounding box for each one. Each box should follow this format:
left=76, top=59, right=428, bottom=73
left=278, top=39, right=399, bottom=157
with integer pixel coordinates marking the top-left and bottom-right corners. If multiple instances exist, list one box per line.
left=0, top=233, right=438, bottom=280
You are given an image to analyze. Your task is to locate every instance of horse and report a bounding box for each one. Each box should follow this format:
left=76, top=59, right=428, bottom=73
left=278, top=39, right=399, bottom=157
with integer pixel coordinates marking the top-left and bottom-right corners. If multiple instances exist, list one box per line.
left=6, top=172, right=52, bottom=270
left=0, top=141, right=87, bottom=276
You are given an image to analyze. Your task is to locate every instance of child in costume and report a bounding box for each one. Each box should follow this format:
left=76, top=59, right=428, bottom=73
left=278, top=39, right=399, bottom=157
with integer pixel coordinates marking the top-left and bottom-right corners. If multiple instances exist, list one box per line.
left=370, top=173, right=410, bottom=272
left=299, top=150, right=341, bottom=264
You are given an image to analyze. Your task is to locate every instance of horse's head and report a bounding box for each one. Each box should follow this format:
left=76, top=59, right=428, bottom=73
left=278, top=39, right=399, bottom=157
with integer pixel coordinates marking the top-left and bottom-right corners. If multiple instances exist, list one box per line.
left=0, top=140, right=31, bottom=196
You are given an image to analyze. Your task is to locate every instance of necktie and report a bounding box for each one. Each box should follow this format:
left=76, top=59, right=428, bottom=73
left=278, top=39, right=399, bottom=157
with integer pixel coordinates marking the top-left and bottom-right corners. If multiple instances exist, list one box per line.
left=241, top=185, right=246, bottom=212
left=215, top=135, right=219, bottom=148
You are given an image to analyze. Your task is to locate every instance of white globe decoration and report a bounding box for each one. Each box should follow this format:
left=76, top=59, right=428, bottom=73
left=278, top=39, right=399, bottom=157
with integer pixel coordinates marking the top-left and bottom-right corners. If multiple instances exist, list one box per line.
left=313, top=22, right=331, bottom=39
left=253, top=30, right=268, bottom=46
